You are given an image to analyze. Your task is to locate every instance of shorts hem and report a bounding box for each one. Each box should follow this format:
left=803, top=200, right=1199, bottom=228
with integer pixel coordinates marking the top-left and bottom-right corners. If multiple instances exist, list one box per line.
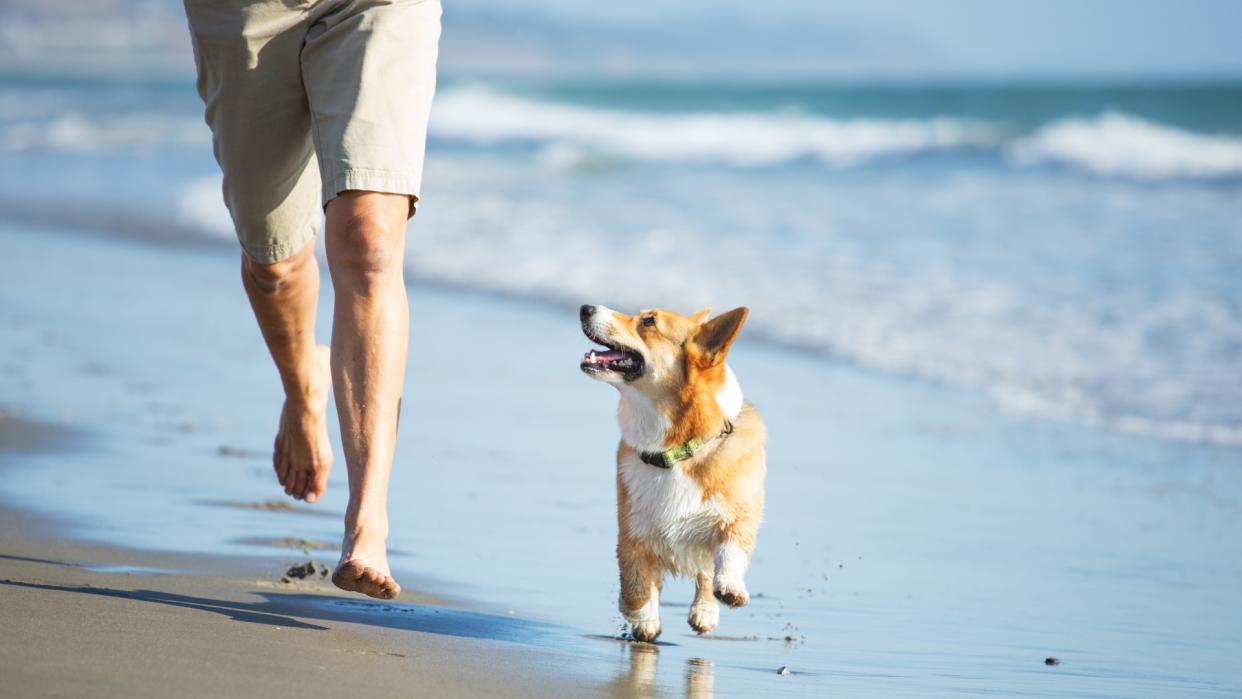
left=238, top=214, right=320, bottom=265
left=323, top=168, right=422, bottom=216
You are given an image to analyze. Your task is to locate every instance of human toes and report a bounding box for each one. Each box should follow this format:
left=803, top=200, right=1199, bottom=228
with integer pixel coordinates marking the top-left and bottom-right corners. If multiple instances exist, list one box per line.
left=333, top=561, right=400, bottom=600
left=290, top=469, right=308, bottom=500
left=305, top=471, right=329, bottom=504
left=373, top=574, right=400, bottom=600
left=273, top=433, right=291, bottom=485
left=360, top=567, right=399, bottom=599
left=274, top=450, right=289, bottom=486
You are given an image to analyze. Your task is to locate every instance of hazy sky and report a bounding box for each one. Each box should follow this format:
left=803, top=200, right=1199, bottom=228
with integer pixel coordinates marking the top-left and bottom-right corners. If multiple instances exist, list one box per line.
left=444, top=0, right=1242, bottom=78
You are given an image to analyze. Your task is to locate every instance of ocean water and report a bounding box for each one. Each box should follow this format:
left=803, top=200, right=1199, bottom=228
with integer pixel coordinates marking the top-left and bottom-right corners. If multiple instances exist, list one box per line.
left=2, top=76, right=1242, bottom=696
left=2, top=77, right=1240, bottom=447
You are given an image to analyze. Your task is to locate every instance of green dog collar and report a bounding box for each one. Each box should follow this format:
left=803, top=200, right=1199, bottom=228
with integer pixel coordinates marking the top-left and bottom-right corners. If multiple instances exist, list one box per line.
left=640, top=421, right=734, bottom=469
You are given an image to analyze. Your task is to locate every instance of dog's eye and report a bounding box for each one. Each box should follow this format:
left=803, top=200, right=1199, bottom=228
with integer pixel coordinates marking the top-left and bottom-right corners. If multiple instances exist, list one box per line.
left=641, top=316, right=656, bottom=327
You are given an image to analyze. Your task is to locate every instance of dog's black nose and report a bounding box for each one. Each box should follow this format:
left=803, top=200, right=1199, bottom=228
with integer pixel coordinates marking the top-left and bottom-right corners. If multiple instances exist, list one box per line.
left=580, top=304, right=596, bottom=322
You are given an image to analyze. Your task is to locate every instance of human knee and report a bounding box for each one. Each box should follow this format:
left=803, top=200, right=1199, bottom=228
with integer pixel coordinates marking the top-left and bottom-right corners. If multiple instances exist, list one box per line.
left=243, top=248, right=309, bottom=293
left=327, top=208, right=406, bottom=284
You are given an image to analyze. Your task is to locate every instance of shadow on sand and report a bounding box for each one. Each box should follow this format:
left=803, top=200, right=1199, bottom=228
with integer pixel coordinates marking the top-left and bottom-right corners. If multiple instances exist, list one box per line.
left=0, top=577, right=558, bottom=644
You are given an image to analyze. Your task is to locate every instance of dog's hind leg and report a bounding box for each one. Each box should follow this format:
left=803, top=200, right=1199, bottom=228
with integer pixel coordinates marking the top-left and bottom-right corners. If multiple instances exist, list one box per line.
left=688, top=572, right=720, bottom=634
left=618, top=544, right=663, bottom=642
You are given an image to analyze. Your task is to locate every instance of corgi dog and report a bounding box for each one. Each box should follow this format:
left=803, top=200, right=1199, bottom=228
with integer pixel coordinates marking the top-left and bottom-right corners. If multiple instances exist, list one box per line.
left=580, top=304, right=766, bottom=641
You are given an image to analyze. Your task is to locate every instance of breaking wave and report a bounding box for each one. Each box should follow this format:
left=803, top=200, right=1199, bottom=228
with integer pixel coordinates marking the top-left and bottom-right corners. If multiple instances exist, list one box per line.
left=429, top=87, right=1000, bottom=167
left=0, top=112, right=207, bottom=153
left=428, top=87, right=1242, bottom=180
left=1010, top=112, right=1242, bottom=179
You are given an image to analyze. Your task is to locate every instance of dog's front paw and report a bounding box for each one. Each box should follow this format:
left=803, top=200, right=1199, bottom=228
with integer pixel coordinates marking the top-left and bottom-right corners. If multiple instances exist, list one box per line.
left=688, top=602, right=719, bottom=635
left=622, top=594, right=661, bottom=642
left=629, top=619, right=662, bottom=642
left=713, top=581, right=749, bottom=608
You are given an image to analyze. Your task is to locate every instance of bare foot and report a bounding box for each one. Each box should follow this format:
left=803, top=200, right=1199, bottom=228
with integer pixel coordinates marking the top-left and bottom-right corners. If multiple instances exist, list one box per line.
left=273, top=345, right=333, bottom=503
left=332, top=527, right=400, bottom=600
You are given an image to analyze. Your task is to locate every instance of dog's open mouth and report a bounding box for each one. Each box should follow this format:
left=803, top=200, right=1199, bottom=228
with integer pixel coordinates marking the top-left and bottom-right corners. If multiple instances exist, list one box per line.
left=581, top=329, right=645, bottom=380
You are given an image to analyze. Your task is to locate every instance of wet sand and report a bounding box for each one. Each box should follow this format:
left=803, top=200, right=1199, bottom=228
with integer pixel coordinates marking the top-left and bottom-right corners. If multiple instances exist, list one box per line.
left=0, top=537, right=599, bottom=698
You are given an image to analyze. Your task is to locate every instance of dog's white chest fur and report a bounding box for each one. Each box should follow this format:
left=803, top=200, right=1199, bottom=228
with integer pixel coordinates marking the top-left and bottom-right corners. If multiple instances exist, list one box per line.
left=615, top=364, right=744, bottom=574
left=619, top=453, right=722, bottom=573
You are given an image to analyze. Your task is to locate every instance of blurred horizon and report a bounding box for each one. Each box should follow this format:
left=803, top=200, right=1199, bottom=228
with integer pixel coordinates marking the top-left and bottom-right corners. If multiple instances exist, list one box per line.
left=3, top=0, right=1242, bottom=83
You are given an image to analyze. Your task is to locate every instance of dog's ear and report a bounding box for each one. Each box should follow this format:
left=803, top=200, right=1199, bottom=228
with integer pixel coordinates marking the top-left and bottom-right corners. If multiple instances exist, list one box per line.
left=690, top=307, right=748, bottom=368
left=689, top=307, right=712, bottom=324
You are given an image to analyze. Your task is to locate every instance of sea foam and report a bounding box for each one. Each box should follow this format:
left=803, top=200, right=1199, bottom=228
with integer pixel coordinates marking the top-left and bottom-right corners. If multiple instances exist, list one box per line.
left=0, top=112, right=207, bottom=153
left=429, top=86, right=1000, bottom=167
left=1010, top=112, right=1242, bottom=179
left=429, top=87, right=1242, bottom=180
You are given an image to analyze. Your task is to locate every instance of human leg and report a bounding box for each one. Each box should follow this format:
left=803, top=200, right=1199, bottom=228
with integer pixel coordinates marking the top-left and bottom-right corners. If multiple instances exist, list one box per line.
left=242, top=242, right=333, bottom=502
left=297, top=0, right=439, bottom=598
left=185, top=1, right=333, bottom=501
left=324, top=191, right=411, bottom=600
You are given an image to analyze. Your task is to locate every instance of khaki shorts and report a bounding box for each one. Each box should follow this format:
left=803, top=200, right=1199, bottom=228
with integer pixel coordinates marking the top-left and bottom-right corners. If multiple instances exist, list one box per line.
left=184, top=0, right=441, bottom=263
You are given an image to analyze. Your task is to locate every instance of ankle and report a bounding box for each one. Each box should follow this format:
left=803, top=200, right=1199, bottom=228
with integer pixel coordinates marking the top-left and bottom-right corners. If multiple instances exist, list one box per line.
left=282, top=375, right=328, bottom=408
left=343, top=515, right=389, bottom=544
left=283, top=388, right=326, bottom=411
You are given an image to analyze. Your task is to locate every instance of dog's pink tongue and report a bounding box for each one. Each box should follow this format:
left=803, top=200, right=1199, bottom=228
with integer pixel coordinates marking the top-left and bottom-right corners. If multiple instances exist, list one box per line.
left=585, top=348, right=629, bottom=365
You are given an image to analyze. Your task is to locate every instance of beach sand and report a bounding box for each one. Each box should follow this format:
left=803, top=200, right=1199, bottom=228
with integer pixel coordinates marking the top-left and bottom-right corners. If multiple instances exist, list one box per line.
left=0, top=507, right=595, bottom=698
left=0, top=415, right=615, bottom=698
left=2, top=219, right=1241, bottom=697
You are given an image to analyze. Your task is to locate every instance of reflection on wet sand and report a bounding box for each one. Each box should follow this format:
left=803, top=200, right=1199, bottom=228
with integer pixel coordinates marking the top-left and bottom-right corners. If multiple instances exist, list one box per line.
left=612, top=643, right=659, bottom=697
left=610, top=643, right=716, bottom=699
left=685, top=657, right=715, bottom=699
